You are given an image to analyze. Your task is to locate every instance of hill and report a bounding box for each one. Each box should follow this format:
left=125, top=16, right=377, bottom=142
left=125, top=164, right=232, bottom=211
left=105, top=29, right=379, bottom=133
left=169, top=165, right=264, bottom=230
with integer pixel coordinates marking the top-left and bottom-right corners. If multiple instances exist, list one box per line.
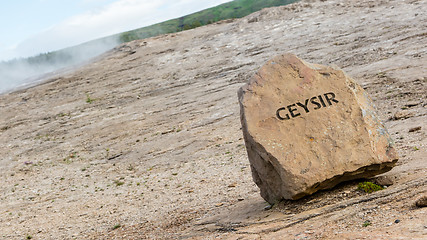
left=0, top=0, right=298, bottom=94
left=116, top=0, right=298, bottom=42
left=0, top=0, right=426, bottom=239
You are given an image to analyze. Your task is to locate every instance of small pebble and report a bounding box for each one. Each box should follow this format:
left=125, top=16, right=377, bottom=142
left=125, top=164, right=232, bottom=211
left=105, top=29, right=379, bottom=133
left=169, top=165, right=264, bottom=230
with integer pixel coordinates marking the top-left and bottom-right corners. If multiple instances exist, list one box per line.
left=393, top=110, right=414, bottom=120
left=415, top=195, right=427, bottom=207
left=264, top=204, right=273, bottom=210
left=374, top=176, right=394, bottom=186
left=409, top=126, right=422, bottom=132
left=394, top=219, right=400, bottom=223
left=405, top=101, right=420, bottom=107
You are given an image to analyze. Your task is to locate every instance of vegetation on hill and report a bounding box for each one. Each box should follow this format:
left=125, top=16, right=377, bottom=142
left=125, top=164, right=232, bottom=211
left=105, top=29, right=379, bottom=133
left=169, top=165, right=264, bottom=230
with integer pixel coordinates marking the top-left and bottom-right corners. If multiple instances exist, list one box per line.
left=117, top=0, right=298, bottom=43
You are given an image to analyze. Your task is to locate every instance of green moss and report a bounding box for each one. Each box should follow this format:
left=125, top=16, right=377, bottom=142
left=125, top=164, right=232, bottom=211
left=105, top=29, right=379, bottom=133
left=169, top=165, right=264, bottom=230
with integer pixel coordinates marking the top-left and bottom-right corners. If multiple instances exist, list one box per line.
left=362, top=220, right=371, bottom=227
left=86, top=94, right=95, bottom=104
left=358, top=181, right=383, bottom=193
left=114, top=180, right=125, bottom=186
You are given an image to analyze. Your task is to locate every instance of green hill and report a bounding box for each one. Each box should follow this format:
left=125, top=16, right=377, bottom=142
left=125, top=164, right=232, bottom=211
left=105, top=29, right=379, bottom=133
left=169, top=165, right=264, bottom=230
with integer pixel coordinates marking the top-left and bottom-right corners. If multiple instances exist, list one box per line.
left=117, top=0, right=298, bottom=42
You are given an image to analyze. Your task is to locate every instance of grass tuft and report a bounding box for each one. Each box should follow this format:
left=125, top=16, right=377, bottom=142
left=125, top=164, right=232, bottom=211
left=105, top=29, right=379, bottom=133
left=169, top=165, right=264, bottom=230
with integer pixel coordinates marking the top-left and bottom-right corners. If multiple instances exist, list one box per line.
left=114, top=180, right=125, bottom=186
left=86, top=94, right=95, bottom=103
left=362, top=220, right=371, bottom=227
left=358, top=181, right=383, bottom=193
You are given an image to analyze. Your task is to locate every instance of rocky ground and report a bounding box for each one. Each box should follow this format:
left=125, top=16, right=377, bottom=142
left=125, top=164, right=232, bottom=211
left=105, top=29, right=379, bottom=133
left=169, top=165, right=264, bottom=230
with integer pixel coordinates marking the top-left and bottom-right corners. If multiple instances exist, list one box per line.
left=0, top=0, right=426, bottom=239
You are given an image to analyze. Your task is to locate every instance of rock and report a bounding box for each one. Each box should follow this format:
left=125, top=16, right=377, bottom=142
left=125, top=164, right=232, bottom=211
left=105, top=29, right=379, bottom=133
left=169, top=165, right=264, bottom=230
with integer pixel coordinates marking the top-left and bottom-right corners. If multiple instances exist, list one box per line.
left=373, top=175, right=394, bottom=186
left=393, top=110, right=415, bottom=120
left=408, top=126, right=422, bottom=132
left=415, top=195, right=427, bottom=208
left=264, top=204, right=273, bottom=210
left=404, top=101, right=420, bottom=107
left=238, top=53, right=398, bottom=203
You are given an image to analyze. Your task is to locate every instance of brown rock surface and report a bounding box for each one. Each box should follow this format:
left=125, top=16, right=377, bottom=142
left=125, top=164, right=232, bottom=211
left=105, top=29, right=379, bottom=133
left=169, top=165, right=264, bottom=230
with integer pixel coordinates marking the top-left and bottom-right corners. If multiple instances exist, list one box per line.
left=238, top=53, right=398, bottom=203
left=0, top=0, right=426, bottom=239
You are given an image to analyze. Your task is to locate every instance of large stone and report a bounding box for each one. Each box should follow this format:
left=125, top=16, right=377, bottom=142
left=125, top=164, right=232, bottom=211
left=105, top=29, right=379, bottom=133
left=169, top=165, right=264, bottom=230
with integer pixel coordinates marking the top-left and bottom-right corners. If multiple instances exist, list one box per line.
left=238, top=53, right=398, bottom=203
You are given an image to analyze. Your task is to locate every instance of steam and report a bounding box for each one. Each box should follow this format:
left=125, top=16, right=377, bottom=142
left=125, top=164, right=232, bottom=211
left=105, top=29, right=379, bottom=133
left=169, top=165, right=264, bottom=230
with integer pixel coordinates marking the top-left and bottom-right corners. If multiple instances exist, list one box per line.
left=0, top=36, right=120, bottom=94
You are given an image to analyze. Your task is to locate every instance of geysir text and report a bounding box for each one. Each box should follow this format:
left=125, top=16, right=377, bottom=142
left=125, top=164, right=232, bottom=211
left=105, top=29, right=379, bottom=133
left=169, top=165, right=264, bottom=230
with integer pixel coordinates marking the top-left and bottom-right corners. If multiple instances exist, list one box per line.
left=276, top=92, right=339, bottom=120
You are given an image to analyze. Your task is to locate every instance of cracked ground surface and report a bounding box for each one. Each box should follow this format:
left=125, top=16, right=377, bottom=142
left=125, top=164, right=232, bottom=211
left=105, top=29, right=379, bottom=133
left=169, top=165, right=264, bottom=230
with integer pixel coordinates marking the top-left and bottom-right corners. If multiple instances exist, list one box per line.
left=0, top=0, right=426, bottom=239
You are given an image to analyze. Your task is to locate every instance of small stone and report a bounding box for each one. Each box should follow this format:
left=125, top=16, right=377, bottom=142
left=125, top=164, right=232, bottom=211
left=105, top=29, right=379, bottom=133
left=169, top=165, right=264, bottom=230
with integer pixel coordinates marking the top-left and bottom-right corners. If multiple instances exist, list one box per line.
left=409, top=126, right=422, bottom=132
left=393, top=110, right=414, bottom=120
left=264, top=204, right=273, bottom=210
left=415, top=195, right=427, bottom=207
left=373, top=175, right=394, bottom=186
left=404, top=101, right=420, bottom=107
left=394, top=219, right=400, bottom=223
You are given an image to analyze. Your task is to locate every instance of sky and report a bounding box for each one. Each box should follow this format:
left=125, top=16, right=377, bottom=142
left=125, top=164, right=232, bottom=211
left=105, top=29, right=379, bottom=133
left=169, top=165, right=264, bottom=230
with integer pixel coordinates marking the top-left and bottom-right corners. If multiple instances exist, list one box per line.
left=0, top=0, right=231, bottom=61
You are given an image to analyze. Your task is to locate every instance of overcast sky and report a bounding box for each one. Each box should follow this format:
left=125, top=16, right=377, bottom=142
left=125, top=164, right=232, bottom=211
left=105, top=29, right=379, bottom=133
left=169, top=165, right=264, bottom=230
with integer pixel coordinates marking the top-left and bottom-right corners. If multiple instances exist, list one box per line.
left=0, top=0, right=231, bottom=61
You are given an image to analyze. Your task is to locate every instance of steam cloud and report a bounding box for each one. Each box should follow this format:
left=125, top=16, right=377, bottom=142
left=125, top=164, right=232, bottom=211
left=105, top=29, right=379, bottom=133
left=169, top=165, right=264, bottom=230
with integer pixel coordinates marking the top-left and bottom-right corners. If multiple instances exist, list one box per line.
left=0, top=36, right=120, bottom=94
